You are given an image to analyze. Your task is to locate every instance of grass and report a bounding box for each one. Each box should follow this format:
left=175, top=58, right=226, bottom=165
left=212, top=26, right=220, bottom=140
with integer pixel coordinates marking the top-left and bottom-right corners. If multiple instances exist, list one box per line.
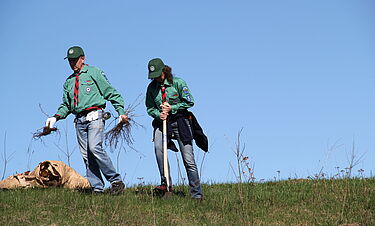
left=1, top=178, right=374, bottom=225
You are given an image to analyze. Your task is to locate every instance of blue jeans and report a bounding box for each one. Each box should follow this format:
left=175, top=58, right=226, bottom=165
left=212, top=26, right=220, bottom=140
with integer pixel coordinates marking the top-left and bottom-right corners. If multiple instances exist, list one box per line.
left=153, top=119, right=203, bottom=198
left=75, top=110, right=122, bottom=192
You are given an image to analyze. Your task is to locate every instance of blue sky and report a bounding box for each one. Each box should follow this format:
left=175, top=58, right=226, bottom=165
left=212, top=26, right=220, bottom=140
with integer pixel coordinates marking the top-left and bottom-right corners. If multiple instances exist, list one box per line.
left=1, top=0, right=374, bottom=186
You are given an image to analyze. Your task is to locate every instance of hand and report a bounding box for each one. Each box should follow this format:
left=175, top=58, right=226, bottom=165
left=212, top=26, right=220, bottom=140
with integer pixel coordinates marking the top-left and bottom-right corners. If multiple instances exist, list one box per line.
left=161, top=102, right=171, bottom=113
left=160, top=111, right=169, bottom=121
left=118, top=114, right=129, bottom=124
left=45, top=117, right=57, bottom=128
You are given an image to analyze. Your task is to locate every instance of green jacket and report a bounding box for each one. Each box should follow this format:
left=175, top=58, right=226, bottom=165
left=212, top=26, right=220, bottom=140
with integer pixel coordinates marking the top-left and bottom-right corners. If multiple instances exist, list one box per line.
left=56, top=65, right=125, bottom=119
left=146, top=77, right=194, bottom=119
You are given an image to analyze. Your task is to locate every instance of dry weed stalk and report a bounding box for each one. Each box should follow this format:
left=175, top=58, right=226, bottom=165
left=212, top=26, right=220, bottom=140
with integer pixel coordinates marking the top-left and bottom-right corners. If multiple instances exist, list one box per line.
left=2, top=132, right=16, bottom=180
left=232, top=128, right=255, bottom=224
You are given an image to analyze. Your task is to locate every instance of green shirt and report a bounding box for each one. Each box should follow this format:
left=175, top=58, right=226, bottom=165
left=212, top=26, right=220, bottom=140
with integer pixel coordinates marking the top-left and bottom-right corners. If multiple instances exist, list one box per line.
left=56, top=64, right=125, bottom=119
left=146, top=77, right=194, bottom=119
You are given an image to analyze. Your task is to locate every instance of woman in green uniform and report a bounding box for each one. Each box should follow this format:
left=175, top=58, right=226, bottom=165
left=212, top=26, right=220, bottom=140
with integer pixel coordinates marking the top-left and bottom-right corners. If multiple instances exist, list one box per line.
left=145, top=58, right=203, bottom=199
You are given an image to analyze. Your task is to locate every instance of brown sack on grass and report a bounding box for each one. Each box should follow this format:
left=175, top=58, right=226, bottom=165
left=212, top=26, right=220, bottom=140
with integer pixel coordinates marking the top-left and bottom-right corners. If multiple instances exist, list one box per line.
left=0, top=171, right=40, bottom=189
left=0, top=160, right=90, bottom=190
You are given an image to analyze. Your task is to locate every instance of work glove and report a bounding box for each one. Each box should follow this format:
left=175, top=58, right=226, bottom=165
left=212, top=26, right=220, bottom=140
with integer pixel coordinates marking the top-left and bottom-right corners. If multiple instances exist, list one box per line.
left=45, top=117, right=57, bottom=128
left=118, top=114, right=129, bottom=124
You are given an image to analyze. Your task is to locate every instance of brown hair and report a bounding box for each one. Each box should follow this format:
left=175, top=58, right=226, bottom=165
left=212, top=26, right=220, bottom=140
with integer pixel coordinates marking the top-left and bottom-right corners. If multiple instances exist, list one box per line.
left=162, top=65, right=173, bottom=84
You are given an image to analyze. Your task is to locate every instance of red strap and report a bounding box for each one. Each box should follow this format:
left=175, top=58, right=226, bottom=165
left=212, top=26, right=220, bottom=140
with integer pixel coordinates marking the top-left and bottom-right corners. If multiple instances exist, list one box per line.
left=161, top=86, right=166, bottom=103
left=73, top=72, right=81, bottom=106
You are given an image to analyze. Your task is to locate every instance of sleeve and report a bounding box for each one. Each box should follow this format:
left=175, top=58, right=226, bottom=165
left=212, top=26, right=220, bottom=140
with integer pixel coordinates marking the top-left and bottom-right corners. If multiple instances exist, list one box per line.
left=171, top=78, right=194, bottom=114
left=55, top=82, right=71, bottom=119
left=93, top=69, right=126, bottom=116
left=145, top=83, right=161, bottom=119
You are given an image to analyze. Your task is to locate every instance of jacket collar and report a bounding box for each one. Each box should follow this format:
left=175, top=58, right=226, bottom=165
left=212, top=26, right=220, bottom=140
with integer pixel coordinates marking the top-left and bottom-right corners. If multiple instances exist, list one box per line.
left=79, top=64, right=89, bottom=74
left=67, top=64, right=89, bottom=79
left=161, top=78, right=171, bottom=87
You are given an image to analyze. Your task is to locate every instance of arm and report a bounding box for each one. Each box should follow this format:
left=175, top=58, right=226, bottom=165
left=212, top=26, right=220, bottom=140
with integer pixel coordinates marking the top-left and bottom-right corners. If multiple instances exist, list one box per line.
left=145, top=84, right=161, bottom=119
left=170, top=78, right=194, bottom=114
left=55, top=82, right=71, bottom=120
left=46, top=83, right=71, bottom=128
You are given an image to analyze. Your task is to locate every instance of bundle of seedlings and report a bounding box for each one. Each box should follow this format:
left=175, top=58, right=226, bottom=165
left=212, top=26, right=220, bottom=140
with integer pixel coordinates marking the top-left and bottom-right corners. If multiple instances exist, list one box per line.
left=105, top=95, right=144, bottom=151
left=32, top=126, right=58, bottom=139
left=32, top=104, right=59, bottom=139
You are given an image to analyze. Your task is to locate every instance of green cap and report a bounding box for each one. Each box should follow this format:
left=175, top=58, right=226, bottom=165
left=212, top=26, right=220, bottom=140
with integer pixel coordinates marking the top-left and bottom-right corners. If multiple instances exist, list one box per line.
left=148, top=58, right=165, bottom=79
left=64, top=46, right=84, bottom=59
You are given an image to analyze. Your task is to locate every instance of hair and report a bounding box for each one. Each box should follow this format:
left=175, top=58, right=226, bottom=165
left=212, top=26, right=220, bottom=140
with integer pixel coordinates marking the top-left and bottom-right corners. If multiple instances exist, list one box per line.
left=162, top=65, right=173, bottom=84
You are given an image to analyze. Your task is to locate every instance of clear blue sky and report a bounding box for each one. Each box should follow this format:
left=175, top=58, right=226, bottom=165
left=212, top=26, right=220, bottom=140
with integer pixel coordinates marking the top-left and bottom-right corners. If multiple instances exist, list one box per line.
left=1, top=0, right=374, bottom=186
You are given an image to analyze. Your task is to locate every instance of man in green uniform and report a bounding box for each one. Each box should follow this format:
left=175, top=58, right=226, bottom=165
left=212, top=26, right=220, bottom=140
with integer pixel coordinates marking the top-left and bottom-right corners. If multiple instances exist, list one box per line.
left=45, top=46, right=127, bottom=195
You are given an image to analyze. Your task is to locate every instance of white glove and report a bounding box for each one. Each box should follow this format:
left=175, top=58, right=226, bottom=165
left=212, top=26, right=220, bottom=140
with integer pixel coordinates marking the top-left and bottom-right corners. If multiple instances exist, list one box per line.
left=118, top=114, right=129, bottom=124
left=45, top=117, right=57, bottom=128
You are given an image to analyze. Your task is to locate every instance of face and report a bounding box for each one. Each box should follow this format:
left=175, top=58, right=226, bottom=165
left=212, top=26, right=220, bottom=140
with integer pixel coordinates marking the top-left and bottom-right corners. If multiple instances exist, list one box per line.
left=68, top=56, right=85, bottom=72
left=154, top=71, right=165, bottom=83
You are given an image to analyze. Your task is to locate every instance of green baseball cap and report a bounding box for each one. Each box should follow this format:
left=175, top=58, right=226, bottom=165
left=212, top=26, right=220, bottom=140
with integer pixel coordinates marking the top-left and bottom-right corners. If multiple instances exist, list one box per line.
left=64, top=46, right=84, bottom=59
left=148, top=58, right=165, bottom=79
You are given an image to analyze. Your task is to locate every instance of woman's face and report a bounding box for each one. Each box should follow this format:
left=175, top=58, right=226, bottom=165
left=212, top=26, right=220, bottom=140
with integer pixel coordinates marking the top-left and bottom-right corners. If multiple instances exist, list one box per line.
left=155, top=71, right=165, bottom=83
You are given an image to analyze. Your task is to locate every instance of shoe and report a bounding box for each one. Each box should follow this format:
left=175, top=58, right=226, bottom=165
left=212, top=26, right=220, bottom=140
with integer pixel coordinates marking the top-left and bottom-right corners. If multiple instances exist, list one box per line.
left=110, top=181, right=125, bottom=195
left=154, top=184, right=173, bottom=192
left=153, top=184, right=173, bottom=197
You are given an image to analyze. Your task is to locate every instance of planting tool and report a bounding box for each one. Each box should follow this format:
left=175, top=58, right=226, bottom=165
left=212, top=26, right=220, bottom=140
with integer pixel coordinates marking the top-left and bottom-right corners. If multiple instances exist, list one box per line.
left=161, top=86, right=172, bottom=195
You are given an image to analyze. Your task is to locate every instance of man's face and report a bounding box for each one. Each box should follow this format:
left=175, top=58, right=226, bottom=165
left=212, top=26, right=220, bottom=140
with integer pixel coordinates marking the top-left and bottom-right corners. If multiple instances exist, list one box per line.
left=68, top=56, right=85, bottom=72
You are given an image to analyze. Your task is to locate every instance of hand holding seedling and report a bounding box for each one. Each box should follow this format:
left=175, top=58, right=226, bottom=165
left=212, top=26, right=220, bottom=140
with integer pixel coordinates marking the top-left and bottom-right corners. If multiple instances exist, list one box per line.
left=33, top=117, right=58, bottom=139
left=45, top=117, right=57, bottom=128
left=118, top=114, right=129, bottom=125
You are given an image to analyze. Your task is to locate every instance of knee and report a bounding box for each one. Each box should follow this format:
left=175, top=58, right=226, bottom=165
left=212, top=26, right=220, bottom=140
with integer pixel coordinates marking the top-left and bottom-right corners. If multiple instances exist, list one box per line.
left=154, top=142, right=163, bottom=155
left=183, top=159, right=197, bottom=170
left=88, top=143, right=103, bottom=155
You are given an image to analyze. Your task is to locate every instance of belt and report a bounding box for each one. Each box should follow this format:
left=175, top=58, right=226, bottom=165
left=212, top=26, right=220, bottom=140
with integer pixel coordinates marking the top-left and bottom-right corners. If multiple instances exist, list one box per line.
left=76, top=106, right=103, bottom=118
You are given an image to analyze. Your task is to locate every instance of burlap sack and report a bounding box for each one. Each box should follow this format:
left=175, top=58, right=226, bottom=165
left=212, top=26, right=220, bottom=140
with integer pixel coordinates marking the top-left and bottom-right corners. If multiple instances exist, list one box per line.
left=0, top=160, right=90, bottom=190
left=0, top=171, right=40, bottom=189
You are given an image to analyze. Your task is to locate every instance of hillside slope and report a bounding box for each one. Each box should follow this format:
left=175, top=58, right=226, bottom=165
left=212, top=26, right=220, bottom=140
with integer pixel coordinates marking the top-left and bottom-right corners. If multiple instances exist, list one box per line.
left=1, top=178, right=374, bottom=225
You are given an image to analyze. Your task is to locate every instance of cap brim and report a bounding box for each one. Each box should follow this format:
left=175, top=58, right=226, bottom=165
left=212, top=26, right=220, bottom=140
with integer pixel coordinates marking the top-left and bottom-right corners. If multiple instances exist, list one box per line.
left=148, top=69, right=162, bottom=79
left=64, top=55, right=83, bottom=60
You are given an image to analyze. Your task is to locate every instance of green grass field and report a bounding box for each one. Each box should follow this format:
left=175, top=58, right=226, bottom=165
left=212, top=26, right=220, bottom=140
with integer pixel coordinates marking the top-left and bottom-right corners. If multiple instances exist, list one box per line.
left=1, top=178, right=374, bottom=225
